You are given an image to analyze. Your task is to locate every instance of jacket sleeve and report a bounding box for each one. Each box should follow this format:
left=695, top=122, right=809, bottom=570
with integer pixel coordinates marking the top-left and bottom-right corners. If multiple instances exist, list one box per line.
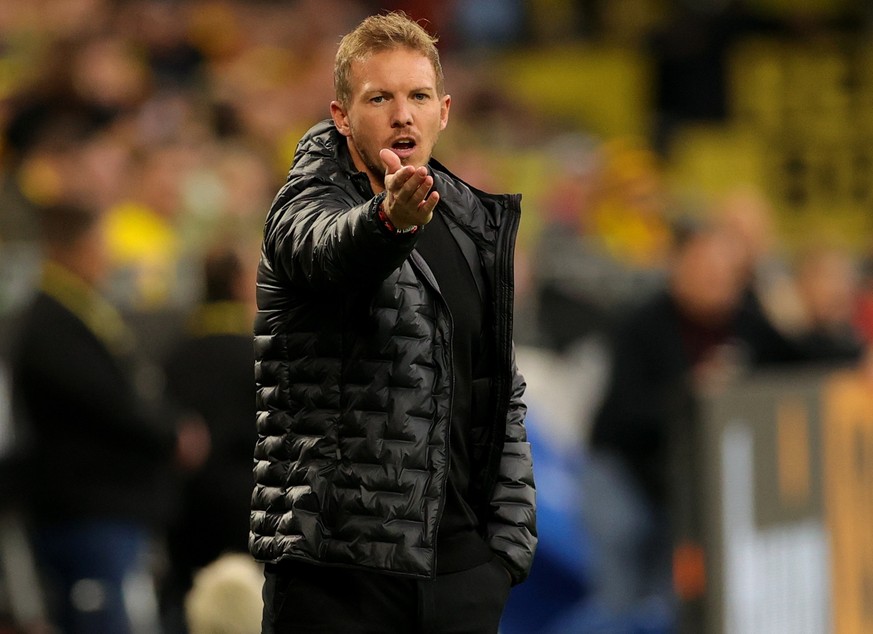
left=487, top=346, right=537, bottom=585
left=264, top=177, right=417, bottom=290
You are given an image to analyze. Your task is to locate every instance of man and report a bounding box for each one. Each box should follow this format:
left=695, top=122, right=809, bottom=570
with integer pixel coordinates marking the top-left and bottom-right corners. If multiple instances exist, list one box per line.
left=582, top=216, right=861, bottom=630
left=251, top=12, right=537, bottom=633
left=579, top=220, right=749, bottom=632
left=9, top=203, right=187, bottom=633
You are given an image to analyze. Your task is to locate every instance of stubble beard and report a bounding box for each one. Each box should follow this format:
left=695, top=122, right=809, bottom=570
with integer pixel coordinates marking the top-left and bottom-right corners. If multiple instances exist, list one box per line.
left=347, top=125, right=437, bottom=191
left=362, top=152, right=385, bottom=189
left=346, top=128, right=387, bottom=190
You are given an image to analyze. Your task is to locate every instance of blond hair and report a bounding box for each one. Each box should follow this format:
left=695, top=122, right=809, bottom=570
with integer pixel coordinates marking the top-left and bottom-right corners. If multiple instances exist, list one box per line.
left=334, top=11, right=444, bottom=105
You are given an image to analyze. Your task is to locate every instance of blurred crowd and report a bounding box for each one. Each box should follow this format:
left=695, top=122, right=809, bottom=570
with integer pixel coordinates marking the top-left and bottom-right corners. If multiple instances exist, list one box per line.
left=0, top=0, right=873, bottom=632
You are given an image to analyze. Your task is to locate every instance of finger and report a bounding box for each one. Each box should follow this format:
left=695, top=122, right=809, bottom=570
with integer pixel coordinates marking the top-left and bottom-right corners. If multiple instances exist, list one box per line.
left=397, top=173, right=433, bottom=208
left=417, top=191, right=440, bottom=218
left=380, top=148, right=402, bottom=175
left=414, top=174, right=434, bottom=202
left=388, top=165, right=417, bottom=193
left=389, top=169, right=427, bottom=205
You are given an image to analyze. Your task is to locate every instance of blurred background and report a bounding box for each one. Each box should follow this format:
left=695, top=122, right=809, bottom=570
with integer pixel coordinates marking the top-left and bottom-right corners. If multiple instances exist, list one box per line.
left=1, top=0, right=872, bottom=632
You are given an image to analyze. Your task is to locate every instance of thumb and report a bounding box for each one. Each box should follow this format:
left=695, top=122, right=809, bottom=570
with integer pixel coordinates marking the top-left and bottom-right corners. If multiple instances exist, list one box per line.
left=380, top=148, right=401, bottom=175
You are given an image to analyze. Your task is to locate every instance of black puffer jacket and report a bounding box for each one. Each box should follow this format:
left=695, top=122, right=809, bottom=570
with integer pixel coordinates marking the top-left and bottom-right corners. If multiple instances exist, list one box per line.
left=251, top=120, right=536, bottom=584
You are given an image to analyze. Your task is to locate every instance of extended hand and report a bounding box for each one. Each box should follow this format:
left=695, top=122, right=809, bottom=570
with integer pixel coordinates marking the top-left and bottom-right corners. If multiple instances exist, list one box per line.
left=380, top=148, right=438, bottom=230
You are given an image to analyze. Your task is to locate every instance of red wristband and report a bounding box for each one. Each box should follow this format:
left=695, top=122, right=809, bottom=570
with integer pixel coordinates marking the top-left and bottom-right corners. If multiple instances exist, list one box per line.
left=376, top=196, right=419, bottom=236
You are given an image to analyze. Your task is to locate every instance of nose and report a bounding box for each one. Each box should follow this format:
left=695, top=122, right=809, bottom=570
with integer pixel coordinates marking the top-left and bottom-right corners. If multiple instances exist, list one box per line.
left=391, top=100, right=413, bottom=128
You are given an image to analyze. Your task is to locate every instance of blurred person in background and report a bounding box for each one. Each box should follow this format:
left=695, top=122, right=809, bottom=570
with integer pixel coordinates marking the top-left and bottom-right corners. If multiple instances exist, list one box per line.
left=715, top=187, right=865, bottom=366
left=529, top=133, right=609, bottom=354
left=582, top=218, right=749, bottom=633
left=101, top=143, right=191, bottom=309
left=581, top=213, right=866, bottom=630
left=789, top=244, right=865, bottom=363
left=713, top=185, right=812, bottom=366
left=590, top=138, right=672, bottom=272
left=529, top=135, right=673, bottom=357
left=8, top=203, right=207, bottom=634
left=252, top=11, right=536, bottom=634
left=159, top=239, right=258, bottom=634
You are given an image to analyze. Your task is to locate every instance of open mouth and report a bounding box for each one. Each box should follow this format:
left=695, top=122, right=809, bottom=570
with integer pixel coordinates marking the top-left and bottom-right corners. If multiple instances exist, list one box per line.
left=391, top=139, right=417, bottom=159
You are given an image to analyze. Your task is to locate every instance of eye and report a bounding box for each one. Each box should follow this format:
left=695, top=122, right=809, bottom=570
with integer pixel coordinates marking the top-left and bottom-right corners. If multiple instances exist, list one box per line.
left=370, top=95, right=386, bottom=104
left=413, top=93, right=429, bottom=101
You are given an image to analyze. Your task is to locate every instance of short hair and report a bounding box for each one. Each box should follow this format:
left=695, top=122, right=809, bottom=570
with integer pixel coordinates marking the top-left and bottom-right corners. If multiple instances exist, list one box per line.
left=334, top=11, right=444, bottom=105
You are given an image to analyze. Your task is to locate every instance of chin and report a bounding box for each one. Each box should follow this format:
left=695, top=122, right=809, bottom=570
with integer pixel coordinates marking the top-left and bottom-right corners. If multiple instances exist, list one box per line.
left=405, top=148, right=428, bottom=166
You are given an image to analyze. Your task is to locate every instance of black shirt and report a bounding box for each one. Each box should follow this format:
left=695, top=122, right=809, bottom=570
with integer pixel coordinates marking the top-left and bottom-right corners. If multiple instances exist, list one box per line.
left=415, top=207, right=493, bottom=572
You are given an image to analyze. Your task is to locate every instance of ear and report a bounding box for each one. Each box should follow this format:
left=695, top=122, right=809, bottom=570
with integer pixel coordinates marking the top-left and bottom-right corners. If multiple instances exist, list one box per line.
left=330, top=101, right=351, bottom=137
left=439, top=94, right=451, bottom=131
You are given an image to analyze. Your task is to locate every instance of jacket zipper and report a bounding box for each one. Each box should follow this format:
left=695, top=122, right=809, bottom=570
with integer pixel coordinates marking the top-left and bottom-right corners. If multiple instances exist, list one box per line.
left=482, top=193, right=522, bottom=503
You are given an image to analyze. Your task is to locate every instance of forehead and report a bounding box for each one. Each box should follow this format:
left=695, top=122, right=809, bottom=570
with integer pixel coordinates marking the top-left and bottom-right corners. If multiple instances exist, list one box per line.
left=348, top=47, right=437, bottom=93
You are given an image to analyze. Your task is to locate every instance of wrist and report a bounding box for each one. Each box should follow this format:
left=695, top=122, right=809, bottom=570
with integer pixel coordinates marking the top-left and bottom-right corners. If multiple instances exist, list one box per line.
left=373, top=193, right=419, bottom=236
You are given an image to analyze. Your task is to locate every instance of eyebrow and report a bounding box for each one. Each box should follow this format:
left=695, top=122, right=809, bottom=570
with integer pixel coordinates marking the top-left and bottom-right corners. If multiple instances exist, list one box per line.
left=363, top=85, right=435, bottom=95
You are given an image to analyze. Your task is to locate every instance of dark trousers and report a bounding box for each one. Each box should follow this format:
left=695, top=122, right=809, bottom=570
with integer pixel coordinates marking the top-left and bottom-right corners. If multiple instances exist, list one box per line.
left=32, top=520, right=159, bottom=634
left=262, top=557, right=512, bottom=634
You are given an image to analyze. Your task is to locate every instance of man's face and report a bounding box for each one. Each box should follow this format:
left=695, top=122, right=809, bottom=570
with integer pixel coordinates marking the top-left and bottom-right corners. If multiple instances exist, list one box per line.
left=671, top=231, right=745, bottom=326
left=331, top=47, right=450, bottom=192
